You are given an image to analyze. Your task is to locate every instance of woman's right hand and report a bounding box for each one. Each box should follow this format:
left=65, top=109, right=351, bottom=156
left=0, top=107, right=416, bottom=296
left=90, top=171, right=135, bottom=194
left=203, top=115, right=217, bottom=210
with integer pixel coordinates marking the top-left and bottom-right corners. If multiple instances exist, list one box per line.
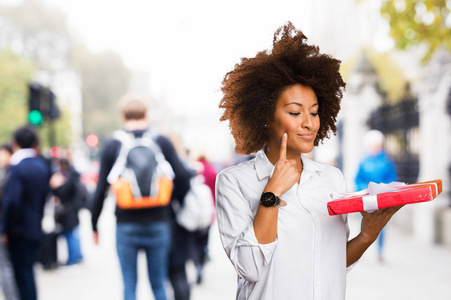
left=264, top=133, right=300, bottom=197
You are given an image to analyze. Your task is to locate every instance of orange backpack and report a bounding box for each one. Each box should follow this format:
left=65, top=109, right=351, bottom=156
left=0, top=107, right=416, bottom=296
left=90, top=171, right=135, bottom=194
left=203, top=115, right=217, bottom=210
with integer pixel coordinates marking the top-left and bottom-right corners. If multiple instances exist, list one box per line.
left=107, top=130, right=174, bottom=209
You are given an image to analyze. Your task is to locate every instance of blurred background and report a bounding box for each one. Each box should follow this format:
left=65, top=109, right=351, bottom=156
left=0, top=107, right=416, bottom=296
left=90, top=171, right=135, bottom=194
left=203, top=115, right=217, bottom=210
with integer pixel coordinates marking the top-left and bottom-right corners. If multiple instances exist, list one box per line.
left=1, top=0, right=451, bottom=299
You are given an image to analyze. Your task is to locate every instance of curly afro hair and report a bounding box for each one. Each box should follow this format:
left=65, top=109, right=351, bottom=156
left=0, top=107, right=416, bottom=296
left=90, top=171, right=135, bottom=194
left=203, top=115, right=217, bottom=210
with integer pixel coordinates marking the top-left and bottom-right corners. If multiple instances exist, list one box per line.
left=219, top=22, right=346, bottom=154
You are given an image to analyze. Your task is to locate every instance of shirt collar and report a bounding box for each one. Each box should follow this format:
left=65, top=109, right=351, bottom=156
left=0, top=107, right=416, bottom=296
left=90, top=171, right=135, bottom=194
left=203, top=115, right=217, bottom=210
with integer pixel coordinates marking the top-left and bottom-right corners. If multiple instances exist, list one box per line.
left=10, top=149, right=37, bottom=166
left=254, top=148, right=324, bottom=181
left=255, top=149, right=274, bottom=181
left=301, top=153, right=324, bottom=175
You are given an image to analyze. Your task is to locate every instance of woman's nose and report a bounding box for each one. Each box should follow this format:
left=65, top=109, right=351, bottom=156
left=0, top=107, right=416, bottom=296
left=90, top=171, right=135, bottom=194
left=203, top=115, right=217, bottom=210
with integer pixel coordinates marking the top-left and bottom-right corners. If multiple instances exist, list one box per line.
left=301, top=114, right=313, bottom=129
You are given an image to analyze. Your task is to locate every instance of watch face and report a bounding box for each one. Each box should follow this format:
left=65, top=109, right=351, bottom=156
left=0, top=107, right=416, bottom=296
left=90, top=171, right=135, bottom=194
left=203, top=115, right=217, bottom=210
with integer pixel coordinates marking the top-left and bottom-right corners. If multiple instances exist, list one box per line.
left=261, top=192, right=277, bottom=207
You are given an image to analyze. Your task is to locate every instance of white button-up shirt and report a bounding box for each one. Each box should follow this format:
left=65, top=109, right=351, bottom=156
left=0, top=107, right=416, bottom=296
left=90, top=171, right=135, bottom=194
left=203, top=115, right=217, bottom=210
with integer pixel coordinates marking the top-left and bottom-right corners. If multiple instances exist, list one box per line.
left=216, top=149, right=350, bottom=300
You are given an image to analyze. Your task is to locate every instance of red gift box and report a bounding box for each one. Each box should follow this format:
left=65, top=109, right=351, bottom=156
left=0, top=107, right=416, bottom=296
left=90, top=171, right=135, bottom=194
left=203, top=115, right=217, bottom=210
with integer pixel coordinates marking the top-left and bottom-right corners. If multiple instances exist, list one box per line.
left=327, top=180, right=442, bottom=216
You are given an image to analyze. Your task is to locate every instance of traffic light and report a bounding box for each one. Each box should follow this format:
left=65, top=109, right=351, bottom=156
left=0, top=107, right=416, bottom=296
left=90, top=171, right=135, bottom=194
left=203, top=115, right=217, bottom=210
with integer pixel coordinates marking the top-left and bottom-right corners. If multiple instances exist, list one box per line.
left=28, top=83, right=41, bottom=111
left=28, top=110, right=44, bottom=126
left=48, top=90, right=60, bottom=120
left=27, top=83, right=60, bottom=124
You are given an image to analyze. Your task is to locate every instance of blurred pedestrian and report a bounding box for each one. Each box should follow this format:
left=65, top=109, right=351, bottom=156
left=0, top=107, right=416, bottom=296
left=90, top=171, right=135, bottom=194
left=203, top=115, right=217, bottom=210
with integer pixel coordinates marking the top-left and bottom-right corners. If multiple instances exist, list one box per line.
left=190, top=155, right=217, bottom=284
left=50, top=154, right=85, bottom=266
left=0, top=125, right=51, bottom=300
left=0, top=144, right=13, bottom=182
left=0, top=144, right=13, bottom=196
left=91, top=94, right=193, bottom=300
left=164, top=143, right=196, bottom=300
left=355, top=129, right=398, bottom=261
left=0, top=143, right=19, bottom=300
left=197, top=155, right=217, bottom=206
left=216, top=22, right=402, bottom=299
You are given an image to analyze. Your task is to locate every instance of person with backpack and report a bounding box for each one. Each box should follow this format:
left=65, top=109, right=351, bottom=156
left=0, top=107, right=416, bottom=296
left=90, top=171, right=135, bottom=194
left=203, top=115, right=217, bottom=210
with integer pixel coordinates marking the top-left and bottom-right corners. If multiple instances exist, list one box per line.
left=90, top=94, right=194, bottom=300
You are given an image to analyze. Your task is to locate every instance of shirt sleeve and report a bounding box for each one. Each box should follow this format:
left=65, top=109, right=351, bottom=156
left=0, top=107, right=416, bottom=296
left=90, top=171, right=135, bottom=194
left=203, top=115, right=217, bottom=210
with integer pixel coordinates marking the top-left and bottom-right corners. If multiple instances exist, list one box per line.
left=216, top=171, right=277, bottom=282
left=91, top=139, right=120, bottom=232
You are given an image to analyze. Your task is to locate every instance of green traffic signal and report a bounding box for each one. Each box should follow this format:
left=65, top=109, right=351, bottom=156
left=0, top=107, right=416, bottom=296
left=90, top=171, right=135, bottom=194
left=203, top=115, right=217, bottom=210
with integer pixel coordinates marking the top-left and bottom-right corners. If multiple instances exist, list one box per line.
left=28, top=110, right=43, bottom=126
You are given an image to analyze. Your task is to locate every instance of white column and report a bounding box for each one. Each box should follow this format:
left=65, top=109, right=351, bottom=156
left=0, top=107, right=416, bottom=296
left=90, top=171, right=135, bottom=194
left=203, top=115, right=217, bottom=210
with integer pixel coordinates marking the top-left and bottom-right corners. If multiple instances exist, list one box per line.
left=341, top=62, right=383, bottom=192
left=416, top=49, right=451, bottom=244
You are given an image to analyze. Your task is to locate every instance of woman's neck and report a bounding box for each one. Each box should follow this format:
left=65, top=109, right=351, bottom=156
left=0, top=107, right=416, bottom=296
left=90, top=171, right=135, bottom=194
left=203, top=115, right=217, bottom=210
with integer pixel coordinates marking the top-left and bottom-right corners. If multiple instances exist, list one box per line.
left=264, top=145, right=303, bottom=172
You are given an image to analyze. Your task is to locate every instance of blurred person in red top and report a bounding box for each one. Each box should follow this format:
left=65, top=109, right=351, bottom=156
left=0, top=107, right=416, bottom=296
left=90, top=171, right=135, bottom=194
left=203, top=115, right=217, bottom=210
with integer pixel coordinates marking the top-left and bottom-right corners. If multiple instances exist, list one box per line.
left=197, top=155, right=217, bottom=205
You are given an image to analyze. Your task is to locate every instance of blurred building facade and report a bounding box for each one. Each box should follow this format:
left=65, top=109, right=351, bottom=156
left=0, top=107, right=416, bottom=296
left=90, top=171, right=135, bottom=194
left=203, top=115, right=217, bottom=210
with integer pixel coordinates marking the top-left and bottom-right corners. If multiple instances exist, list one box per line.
left=307, top=0, right=451, bottom=247
left=328, top=49, right=451, bottom=247
left=417, top=49, right=451, bottom=245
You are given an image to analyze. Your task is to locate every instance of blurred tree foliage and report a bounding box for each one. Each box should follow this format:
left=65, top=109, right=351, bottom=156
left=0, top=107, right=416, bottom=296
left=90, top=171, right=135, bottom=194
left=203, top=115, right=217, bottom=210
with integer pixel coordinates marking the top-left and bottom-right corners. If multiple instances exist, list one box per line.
left=0, top=0, right=131, bottom=146
left=367, top=50, right=407, bottom=103
left=341, top=49, right=407, bottom=103
left=70, top=45, right=131, bottom=139
left=380, top=0, right=451, bottom=62
left=0, top=0, right=71, bottom=70
left=0, top=50, right=34, bottom=143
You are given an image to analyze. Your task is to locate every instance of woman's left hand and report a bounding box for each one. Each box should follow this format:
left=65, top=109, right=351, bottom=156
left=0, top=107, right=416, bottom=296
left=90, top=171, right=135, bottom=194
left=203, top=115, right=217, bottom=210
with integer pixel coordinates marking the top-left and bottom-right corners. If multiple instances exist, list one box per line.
left=359, top=205, right=404, bottom=244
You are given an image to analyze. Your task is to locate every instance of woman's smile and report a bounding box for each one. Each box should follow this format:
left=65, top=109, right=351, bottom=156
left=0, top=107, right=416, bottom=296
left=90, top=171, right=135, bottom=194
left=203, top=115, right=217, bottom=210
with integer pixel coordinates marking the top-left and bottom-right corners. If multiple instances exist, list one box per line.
left=297, top=133, right=315, bottom=140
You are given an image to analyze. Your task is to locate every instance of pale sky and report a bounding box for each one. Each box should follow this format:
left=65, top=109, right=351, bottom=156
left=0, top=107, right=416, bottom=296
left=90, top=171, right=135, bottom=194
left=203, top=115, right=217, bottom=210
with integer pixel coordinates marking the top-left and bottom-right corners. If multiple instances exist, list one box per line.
left=42, top=0, right=313, bottom=116
left=34, top=0, right=398, bottom=162
left=35, top=0, right=317, bottom=160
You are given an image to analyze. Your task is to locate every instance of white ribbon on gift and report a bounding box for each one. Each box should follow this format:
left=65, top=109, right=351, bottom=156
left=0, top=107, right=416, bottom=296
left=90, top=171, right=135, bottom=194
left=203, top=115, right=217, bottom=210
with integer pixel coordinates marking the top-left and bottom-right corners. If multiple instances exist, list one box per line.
left=364, top=182, right=407, bottom=211
left=330, top=181, right=407, bottom=212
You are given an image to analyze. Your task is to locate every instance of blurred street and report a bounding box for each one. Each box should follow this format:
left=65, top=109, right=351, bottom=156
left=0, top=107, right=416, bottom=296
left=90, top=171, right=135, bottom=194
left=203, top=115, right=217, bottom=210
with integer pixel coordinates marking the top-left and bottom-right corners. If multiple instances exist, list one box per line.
left=31, top=200, right=451, bottom=300
left=35, top=199, right=237, bottom=300
left=346, top=213, right=451, bottom=300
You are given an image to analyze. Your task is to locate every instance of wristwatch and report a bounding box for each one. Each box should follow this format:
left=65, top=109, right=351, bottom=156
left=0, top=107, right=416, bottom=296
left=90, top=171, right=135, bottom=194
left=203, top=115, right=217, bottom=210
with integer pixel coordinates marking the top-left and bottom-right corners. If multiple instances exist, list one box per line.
left=260, top=192, right=281, bottom=207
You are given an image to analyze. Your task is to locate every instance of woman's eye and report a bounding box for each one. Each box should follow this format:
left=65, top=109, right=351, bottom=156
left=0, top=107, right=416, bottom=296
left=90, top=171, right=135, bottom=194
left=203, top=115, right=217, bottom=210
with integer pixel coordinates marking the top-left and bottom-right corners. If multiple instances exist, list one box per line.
left=289, top=112, right=300, bottom=116
left=311, top=112, right=319, bottom=116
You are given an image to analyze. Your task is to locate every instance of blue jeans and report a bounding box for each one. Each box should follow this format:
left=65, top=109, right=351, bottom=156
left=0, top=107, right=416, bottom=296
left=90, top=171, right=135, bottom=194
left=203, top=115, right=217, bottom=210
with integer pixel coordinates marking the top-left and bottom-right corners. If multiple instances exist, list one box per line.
left=62, top=226, right=83, bottom=265
left=8, top=239, right=40, bottom=300
left=116, top=222, right=171, bottom=300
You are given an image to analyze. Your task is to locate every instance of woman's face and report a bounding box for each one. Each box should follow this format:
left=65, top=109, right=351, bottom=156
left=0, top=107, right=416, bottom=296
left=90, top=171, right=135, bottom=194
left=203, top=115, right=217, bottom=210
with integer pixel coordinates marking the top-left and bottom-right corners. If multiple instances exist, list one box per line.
left=268, top=84, right=320, bottom=154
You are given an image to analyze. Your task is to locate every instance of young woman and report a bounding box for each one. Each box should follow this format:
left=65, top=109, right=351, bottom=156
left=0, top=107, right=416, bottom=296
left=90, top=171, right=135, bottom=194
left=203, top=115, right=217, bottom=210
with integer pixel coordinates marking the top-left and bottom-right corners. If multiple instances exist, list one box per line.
left=216, top=22, right=402, bottom=300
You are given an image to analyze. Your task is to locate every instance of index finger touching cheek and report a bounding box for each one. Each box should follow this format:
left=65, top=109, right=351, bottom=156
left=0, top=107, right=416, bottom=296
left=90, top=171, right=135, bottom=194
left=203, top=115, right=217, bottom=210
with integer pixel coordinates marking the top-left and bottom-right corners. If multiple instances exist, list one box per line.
left=279, top=133, right=287, bottom=160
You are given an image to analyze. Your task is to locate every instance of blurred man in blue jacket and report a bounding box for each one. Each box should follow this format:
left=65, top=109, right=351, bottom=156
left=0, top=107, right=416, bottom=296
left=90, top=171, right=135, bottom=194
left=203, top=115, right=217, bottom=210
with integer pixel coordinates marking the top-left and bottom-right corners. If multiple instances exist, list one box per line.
left=0, top=126, right=51, bottom=300
left=355, top=130, right=397, bottom=261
